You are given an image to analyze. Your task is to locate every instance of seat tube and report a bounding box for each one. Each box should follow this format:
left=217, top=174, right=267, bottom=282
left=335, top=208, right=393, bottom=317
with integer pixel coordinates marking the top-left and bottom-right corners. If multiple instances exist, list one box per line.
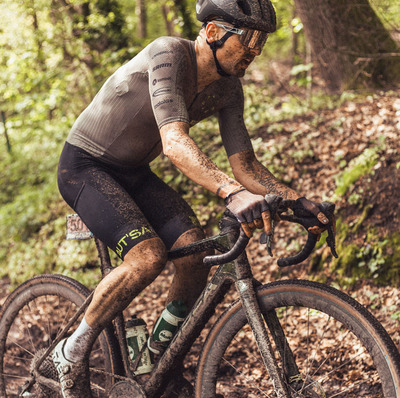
left=236, top=276, right=290, bottom=398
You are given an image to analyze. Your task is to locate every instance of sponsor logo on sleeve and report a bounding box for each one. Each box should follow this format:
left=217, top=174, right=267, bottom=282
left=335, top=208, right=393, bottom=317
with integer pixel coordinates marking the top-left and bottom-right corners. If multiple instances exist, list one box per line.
left=152, top=50, right=173, bottom=59
left=152, top=87, right=172, bottom=97
left=154, top=99, right=173, bottom=109
left=152, top=63, right=172, bottom=72
left=152, top=77, right=172, bottom=86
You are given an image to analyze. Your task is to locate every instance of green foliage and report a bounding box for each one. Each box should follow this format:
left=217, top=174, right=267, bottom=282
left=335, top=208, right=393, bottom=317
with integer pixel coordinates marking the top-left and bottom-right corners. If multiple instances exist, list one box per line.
left=334, top=145, right=382, bottom=198
left=324, top=216, right=400, bottom=286
left=290, top=63, right=313, bottom=88
left=0, top=120, right=103, bottom=287
left=391, top=310, right=400, bottom=322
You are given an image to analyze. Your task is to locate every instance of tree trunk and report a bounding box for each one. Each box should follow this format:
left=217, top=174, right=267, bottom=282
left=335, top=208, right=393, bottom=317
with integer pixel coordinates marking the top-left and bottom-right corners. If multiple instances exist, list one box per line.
left=294, top=0, right=400, bottom=92
left=173, top=0, right=198, bottom=40
left=136, top=0, right=147, bottom=39
left=1, top=111, right=11, bottom=154
left=162, top=4, right=174, bottom=36
left=30, top=0, right=46, bottom=70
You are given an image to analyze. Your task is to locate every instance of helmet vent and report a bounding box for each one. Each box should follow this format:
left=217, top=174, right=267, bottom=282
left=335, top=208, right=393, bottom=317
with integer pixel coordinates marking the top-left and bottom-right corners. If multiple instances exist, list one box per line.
left=237, top=0, right=252, bottom=16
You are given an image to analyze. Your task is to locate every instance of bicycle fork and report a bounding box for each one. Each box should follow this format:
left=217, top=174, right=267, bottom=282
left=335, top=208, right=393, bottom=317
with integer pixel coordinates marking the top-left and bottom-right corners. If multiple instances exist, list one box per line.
left=234, top=251, right=296, bottom=398
left=236, top=277, right=290, bottom=398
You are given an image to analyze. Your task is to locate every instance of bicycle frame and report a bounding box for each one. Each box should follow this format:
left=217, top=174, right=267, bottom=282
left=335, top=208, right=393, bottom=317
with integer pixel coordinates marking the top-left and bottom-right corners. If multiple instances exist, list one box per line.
left=26, top=224, right=298, bottom=398
left=97, top=224, right=295, bottom=398
left=140, top=225, right=292, bottom=398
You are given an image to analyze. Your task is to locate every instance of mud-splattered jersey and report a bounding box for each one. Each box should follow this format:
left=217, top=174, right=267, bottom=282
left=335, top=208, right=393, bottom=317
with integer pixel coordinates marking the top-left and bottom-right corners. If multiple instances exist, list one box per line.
left=67, top=36, right=253, bottom=167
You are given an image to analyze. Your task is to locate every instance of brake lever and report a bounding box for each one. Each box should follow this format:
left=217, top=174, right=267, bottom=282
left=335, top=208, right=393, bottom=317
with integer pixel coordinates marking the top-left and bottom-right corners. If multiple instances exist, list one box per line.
left=259, top=195, right=283, bottom=257
left=264, top=199, right=338, bottom=266
left=259, top=226, right=274, bottom=257
left=326, top=213, right=338, bottom=258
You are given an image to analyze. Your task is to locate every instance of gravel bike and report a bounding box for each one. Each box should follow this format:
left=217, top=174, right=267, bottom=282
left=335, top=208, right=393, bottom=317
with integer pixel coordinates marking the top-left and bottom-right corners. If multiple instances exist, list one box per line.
left=0, top=195, right=399, bottom=397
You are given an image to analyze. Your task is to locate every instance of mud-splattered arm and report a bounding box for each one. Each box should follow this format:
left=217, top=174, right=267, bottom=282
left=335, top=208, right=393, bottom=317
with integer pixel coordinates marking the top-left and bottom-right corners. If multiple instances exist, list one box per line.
left=229, top=149, right=299, bottom=200
left=160, top=121, right=241, bottom=197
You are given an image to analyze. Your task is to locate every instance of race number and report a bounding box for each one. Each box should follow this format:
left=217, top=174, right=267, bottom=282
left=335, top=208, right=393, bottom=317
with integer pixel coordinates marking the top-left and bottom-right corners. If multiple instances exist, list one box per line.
left=66, top=214, right=93, bottom=240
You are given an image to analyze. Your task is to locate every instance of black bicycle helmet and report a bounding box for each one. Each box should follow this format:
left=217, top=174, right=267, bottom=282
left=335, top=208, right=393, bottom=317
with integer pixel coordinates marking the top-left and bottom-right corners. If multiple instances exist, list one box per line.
left=196, top=0, right=276, bottom=33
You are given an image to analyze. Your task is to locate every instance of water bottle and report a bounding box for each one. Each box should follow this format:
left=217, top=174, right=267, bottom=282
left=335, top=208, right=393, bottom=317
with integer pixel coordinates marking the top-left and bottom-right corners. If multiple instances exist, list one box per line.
left=148, top=300, right=187, bottom=355
left=125, top=316, right=154, bottom=374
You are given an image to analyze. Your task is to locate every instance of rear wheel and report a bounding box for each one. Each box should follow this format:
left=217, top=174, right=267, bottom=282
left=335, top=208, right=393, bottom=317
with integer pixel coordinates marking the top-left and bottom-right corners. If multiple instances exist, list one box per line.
left=196, top=280, right=400, bottom=397
left=0, top=274, right=121, bottom=398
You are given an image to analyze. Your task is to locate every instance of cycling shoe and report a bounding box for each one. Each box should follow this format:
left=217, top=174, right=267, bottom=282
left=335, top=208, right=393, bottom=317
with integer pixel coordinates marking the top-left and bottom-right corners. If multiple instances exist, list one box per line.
left=52, top=339, right=93, bottom=398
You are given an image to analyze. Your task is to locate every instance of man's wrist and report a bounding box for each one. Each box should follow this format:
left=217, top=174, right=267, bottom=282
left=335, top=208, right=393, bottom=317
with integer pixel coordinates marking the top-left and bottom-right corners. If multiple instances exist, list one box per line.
left=224, top=185, right=245, bottom=200
left=216, top=181, right=242, bottom=198
left=224, top=186, right=246, bottom=203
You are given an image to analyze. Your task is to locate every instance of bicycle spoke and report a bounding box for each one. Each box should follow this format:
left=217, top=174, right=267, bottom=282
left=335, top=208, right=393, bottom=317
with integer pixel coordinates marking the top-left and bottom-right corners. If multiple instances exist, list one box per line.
left=0, top=281, right=112, bottom=398
left=44, top=294, right=56, bottom=345
left=0, top=372, right=29, bottom=381
left=5, top=338, right=34, bottom=358
left=213, top=304, right=387, bottom=397
left=24, top=303, right=40, bottom=355
left=221, top=357, right=271, bottom=397
left=309, top=328, right=351, bottom=378
left=301, top=311, right=335, bottom=393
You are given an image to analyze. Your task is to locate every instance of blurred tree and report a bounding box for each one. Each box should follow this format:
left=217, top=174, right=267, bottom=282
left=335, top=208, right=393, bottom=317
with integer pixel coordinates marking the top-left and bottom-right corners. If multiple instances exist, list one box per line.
left=55, top=0, right=130, bottom=67
left=136, top=0, right=147, bottom=38
left=294, top=0, right=400, bottom=92
left=162, top=3, right=175, bottom=36
left=172, top=0, right=198, bottom=40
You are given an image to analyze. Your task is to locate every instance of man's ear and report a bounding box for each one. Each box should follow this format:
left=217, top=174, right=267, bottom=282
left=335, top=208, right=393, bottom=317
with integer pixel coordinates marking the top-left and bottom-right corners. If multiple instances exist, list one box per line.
left=205, top=22, right=219, bottom=43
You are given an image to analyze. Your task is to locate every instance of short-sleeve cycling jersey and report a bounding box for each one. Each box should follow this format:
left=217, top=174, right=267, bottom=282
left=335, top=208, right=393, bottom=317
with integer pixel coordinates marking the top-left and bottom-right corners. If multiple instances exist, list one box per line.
left=67, top=36, right=252, bottom=167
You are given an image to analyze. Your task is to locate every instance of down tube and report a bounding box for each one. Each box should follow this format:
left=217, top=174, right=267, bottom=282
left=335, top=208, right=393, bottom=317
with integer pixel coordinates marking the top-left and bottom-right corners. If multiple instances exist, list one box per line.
left=143, top=269, right=234, bottom=397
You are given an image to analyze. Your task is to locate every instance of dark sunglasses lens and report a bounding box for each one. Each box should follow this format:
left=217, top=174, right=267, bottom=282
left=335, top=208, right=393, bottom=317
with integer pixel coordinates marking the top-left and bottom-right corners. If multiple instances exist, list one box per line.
left=240, top=30, right=268, bottom=49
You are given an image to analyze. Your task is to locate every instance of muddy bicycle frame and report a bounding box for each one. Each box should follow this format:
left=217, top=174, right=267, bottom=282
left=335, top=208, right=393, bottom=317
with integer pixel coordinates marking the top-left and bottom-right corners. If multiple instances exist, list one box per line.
left=100, top=220, right=295, bottom=397
left=28, top=199, right=336, bottom=397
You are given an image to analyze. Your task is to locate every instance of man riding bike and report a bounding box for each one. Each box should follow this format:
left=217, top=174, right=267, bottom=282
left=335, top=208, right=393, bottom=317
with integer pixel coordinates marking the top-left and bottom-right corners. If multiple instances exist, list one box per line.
left=55, top=0, right=329, bottom=396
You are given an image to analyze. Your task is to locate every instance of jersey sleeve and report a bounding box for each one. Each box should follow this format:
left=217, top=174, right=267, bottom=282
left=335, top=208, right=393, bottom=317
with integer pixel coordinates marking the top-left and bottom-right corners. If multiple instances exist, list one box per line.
left=147, top=38, right=191, bottom=129
left=218, top=78, right=253, bottom=157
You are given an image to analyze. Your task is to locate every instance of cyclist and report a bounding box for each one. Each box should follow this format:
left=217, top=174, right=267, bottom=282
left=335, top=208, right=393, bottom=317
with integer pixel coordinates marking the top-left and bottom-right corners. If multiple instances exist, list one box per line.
left=54, top=0, right=329, bottom=396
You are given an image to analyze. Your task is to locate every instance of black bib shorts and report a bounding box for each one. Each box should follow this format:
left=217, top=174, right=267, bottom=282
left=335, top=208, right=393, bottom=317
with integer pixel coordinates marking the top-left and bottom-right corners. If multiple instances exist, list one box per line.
left=58, top=143, right=201, bottom=259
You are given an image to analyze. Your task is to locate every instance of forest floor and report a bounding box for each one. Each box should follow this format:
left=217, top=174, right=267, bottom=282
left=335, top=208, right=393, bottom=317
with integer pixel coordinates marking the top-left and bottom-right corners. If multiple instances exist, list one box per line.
left=0, top=89, right=399, bottom=396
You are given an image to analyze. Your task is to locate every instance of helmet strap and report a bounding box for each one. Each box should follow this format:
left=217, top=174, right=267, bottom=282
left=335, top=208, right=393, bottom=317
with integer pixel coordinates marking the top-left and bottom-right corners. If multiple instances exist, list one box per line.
left=206, top=31, right=234, bottom=77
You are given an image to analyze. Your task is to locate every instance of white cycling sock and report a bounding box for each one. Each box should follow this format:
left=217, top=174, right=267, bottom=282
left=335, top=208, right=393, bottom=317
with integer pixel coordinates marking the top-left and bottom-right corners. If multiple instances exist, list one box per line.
left=63, top=318, right=98, bottom=363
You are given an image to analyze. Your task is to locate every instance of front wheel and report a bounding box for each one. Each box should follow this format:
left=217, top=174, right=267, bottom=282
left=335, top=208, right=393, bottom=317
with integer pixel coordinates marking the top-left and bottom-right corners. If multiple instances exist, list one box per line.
left=195, top=280, right=400, bottom=397
left=0, top=274, right=122, bottom=398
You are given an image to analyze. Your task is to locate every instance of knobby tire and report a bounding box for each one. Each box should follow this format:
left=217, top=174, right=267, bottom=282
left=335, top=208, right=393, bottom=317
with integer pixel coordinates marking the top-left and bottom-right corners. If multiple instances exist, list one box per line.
left=195, top=279, right=400, bottom=398
left=0, top=274, right=121, bottom=398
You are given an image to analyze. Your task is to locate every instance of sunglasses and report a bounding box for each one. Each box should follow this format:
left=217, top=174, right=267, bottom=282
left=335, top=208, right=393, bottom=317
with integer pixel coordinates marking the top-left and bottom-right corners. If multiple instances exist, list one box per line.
left=213, top=22, right=269, bottom=50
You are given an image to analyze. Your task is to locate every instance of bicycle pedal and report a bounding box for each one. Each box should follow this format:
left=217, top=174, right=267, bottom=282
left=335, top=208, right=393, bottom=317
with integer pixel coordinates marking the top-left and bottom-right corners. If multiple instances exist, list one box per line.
left=109, top=380, right=146, bottom=398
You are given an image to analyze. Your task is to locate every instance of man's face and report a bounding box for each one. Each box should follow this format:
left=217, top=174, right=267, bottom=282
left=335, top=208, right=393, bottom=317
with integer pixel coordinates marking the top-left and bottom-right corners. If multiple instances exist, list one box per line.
left=218, top=35, right=262, bottom=77
left=209, top=23, right=265, bottom=77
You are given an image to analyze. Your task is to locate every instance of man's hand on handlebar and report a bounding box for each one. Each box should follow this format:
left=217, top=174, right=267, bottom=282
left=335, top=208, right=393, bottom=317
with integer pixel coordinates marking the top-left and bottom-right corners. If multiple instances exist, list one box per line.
left=225, top=189, right=272, bottom=238
left=292, top=197, right=333, bottom=237
left=206, top=193, right=338, bottom=267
